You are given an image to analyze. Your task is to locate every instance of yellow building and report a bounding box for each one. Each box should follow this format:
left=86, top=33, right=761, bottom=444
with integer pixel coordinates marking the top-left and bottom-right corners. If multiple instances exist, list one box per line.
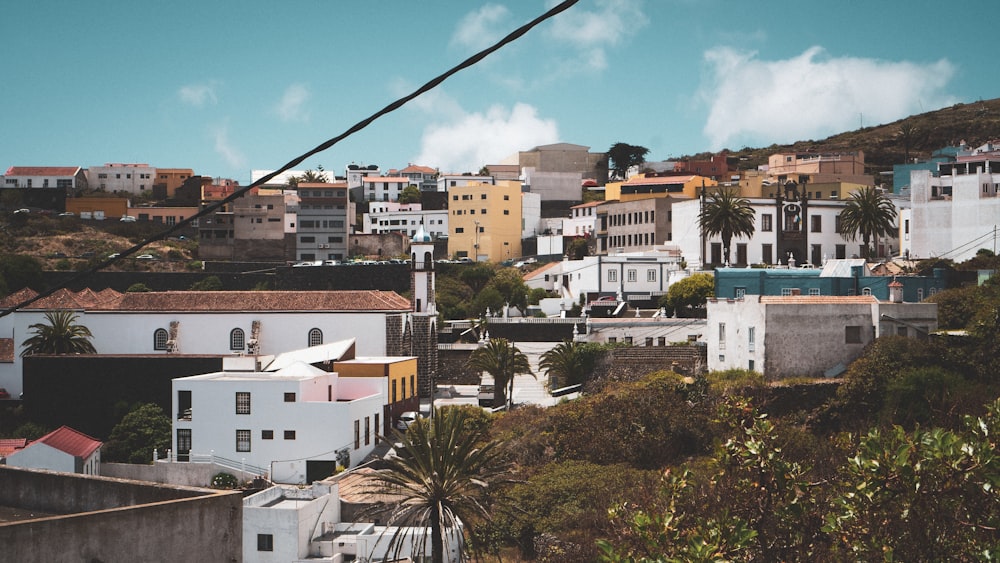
left=65, top=197, right=128, bottom=220
left=447, top=180, right=522, bottom=262
left=334, top=356, right=418, bottom=436
left=605, top=174, right=717, bottom=202
left=154, top=168, right=195, bottom=198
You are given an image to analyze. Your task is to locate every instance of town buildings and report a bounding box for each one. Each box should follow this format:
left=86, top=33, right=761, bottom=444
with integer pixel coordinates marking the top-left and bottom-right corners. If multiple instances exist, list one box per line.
left=447, top=180, right=523, bottom=262
left=295, top=181, right=352, bottom=261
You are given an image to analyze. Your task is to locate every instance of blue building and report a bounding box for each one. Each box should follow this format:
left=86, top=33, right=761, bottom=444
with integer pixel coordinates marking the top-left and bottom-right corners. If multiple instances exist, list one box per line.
left=713, top=259, right=947, bottom=302
left=891, top=145, right=963, bottom=195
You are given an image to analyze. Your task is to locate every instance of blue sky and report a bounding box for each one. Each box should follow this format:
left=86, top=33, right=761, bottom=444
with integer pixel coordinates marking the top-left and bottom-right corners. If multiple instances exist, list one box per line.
left=3, top=0, right=996, bottom=184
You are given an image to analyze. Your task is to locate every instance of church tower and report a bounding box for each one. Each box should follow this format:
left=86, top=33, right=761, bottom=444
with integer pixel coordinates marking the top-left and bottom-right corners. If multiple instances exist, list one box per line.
left=409, top=225, right=438, bottom=397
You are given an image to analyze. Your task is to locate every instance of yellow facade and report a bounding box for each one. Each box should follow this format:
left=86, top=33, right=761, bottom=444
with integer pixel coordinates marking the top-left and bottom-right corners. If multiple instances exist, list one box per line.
left=155, top=168, right=195, bottom=197
left=447, top=180, right=522, bottom=262
left=605, top=174, right=717, bottom=202
left=66, top=197, right=128, bottom=219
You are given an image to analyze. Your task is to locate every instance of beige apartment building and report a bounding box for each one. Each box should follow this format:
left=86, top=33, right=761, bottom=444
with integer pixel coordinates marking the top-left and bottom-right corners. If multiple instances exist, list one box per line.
left=447, top=180, right=522, bottom=262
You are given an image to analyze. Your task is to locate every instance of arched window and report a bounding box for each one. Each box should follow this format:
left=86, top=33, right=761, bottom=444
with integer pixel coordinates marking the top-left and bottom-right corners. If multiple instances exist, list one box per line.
left=153, top=328, right=169, bottom=351
left=230, top=328, right=246, bottom=351
left=308, top=328, right=323, bottom=347
left=862, top=287, right=872, bottom=296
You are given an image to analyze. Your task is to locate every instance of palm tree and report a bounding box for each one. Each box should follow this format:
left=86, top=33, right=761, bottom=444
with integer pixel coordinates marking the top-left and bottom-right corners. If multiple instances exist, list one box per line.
left=21, top=310, right=97, bottom=356
left=375, top=406, right=504, bottom=563
left=287, top=168, right=327, bottom=188
left=466, top=338, right=532, bottom=409
left=839, top=186, right=897, bottom=260
left=699, top=188, right=756, bottom=266
left=539, top=340, right=589, bottom=389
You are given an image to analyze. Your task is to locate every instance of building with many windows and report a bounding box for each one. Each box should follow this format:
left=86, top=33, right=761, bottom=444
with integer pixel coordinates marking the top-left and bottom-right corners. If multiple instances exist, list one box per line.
left=295, top=182, right=351, bottom=261
left=362, top=202, right=448, bottom=239
left=86, top=163, right=156, bottom=194
left=595, top=196, right=685, bottom=255
left=447, top=180, right=523, bottom=262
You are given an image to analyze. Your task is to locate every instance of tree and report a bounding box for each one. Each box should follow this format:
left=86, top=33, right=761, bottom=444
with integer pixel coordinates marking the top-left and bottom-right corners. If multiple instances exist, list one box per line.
left=459, top=263, right=494, bottom=293
left=699, top=188, right=756, bottom=265
left=126, top=282, right=152, bottom=292
left=0, top=254, right=44, bottom=294
left=838, top=186, right=897, bottom=261
left=189, top=275, right=223, bottom=291
left=20, top=310, right=96, bottom=356
left=540, top=340, right=590, bottom=388
left=659, top=273, right=715, bottom=318
left=399, top=185, right=422, bottom=204
left=467, top=338, right=533, bottom=409
left=103, top=403, right=172, bottom=464
left=566, top=237, right=589, bottom=260
left=288, top=168, right=328, bottom=188
left=485, top=268, right=529, bottom=315
left=607, top=143, right=650, bottom=180
left=375, top=406, right=505, bottom=563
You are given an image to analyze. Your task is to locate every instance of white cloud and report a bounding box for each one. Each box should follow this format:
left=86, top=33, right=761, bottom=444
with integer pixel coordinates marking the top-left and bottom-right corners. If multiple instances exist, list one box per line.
left=451, top=4, right=511, bottom=52
left=275, top=83, right=311, bottom=123
left=211, top=124, right=246, bottom=170
left=545, top=0, right=647, bottom=73
left=414, top=103, right=559, bottom=172
left=178, top=83, right=218, bottom=107
left=700, top=46, right=957, bottom=149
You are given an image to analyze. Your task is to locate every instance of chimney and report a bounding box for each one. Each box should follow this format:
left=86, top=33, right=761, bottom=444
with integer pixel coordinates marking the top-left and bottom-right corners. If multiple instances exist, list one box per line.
left=889, top=278, right=904, bottom=303
left=790, top=288, right=801, bottom=296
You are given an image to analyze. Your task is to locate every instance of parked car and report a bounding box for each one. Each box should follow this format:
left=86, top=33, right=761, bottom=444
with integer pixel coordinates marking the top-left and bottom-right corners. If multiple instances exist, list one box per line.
left=136, top=254, right=157, bottom=260
left=13, top=208, right=30, bottom=215
left=120, top=215, right=136, bottom=223
left=395, top=411, right=421, bottom=431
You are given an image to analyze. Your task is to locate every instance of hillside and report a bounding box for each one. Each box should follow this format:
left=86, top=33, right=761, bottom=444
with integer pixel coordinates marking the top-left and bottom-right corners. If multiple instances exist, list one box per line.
left=691, top=97, right=1000, bottom=175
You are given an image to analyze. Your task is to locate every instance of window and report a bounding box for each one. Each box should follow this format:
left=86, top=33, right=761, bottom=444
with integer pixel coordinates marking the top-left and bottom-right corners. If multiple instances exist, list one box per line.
left=719, top=322, right=726, bottom=349
left=455, top=227, right=464, bottom=233
left=365, top=416, right=371, bottom=445
left=735, top=287, right=746, bottom=299
left=230, top=328, right=245, bottom=351
left=284, top=392, right=296, bottom=402
left=811, top=215, right=822, bottom=232
left=300, top=236, right=315, bottom=243
left=392, top=380, right=398, bottom=403
left=627, top=269, right=637, bottom=282
left=236, top=429, right=251, bottom=452
left=153, top=328, right=169, bottom=350
left=862, top=287, right=872, bottom=296
left=608, top=269, right=618, bottom=282
left=835, top=214, right=843, bottom=233
left=176, top=429, right=192, bottom=460
left=308, top=328, right=323, bottom=346
left=781, top=288, right=794, bottom=296
left=762, top=243, right=773, bottom=265
left=809, top=288, right=820, bottom=296
left=354, top=420, right=360, bottom=449
left=375, top=414, right=380, bottom=444
left=761, top=214, right=772, bottom=232
left=647, top=269, right=656, bottom=282
left=236, top=392, right=250, bottom=414
left=284, top=430, right=296, bottom=440
left=748, top=326, right=756, bottom=351
left=504, top=209, right=510, bottom=215
left=257, top=534, right=273, bottom=552
left=845, top=326, right=862, bottom=344
left=410, top=374, right=415, bottom=397
left=262, top=430, right=274, bottom=440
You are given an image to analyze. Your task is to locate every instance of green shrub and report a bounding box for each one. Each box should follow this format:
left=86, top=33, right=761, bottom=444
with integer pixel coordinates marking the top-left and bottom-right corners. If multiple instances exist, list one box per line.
left=211, top=472, right=239, bottom=489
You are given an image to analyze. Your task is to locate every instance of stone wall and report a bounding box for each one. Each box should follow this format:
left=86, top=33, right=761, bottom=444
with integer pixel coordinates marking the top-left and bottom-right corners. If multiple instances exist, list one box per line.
left=0, top=466, right=242, bottom=562
left=588, top=345, right=707, bottom=391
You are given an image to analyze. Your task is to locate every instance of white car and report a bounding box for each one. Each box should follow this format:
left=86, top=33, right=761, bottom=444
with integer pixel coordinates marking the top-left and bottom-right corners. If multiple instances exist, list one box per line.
left=120, top=215, right=137, bottom=223
left=395, top=411, right=421, bottom=431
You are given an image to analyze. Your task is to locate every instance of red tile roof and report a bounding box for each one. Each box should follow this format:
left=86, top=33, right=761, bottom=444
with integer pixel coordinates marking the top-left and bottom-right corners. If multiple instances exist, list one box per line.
left=33, top=426, right=102, bottom=458
left=400, top=164, right=436, bottom=174
left=0, top=438, right=28, bottom=457
left=5, top=166, right=81, bottom=176
left=0, top=289, right=410, bottom=312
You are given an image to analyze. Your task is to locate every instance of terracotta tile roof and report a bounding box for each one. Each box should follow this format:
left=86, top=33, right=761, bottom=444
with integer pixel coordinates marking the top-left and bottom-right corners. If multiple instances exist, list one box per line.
left=2, top=289, right=409, bottom=312
left=760, top=295, right=877, bottom=305
left=102, top=290, right=410, bottom=312
left=523, top=261, right=560, bottom=281
left=571, top=200, right=604, bottom=208
left=5, top=166, right=81, bottom=176
left=400, top=164, right=436, bottom=174
left=623, top=175, right=696, bottom=186
left=362, top=176, right=410, bottom=184
left=0, top=338, right=14, bottom=363
left=33, top=426, right=102, bottom=458
left=0, top=288, right=124, bottom=311
left=0, top=438, right=28, bottom=457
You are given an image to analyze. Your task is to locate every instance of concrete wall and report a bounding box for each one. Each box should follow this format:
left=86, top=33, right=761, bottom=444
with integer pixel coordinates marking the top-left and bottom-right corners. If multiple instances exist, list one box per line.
left=102, top=460, right=232, bottom=488
left=0, top=466, right=241, bottom=562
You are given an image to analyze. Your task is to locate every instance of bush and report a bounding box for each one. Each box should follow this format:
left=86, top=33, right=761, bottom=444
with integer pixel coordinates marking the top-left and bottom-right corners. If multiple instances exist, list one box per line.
left=127, top=283, right=152, bottom=292
left=211, top=472, right=239, bottom=489
left=189, top=275, right=223, bottom=291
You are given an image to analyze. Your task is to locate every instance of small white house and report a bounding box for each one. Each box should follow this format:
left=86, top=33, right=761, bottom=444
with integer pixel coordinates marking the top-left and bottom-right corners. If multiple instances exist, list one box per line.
left=243, top=480, right=461, bottom=563
left=5, top=425, right=102, bottom=475
left=707, top=293, right=937, bottom=378
left=172, top=358, right=385, bottom=485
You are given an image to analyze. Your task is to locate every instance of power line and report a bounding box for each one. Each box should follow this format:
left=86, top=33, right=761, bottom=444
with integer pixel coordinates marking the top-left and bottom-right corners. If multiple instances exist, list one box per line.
left=2, top=0, right=580, bottom=318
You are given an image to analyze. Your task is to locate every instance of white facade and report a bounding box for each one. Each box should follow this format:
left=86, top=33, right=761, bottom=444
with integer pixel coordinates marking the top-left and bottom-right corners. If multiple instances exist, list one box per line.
left=363, top=203, right=448, bottom=239
left=908, top=161, right=1000, bottom=262
left=5, top=441, right=100, bottom=475
left=522, top=191, right=542, bottom=238
left=707, top=295, right=938, bottom=378
left=563, top=202, right=600, bottom=237
left=436, top=174, right=494, bottom=192
left=0, top=289, right=409, bottom=397
left=243, top=481, right=461, bottom=563
left=172, top=360, right=384, bottom=484
left=2, top=166, right=83, bottom=190
left=361, top=176, right=409, bottom=203
left=523, top=251, right=686, bottom=306
left=87, top=163, right=156, bottom=194
left=673, top=197, right=899, bottom=269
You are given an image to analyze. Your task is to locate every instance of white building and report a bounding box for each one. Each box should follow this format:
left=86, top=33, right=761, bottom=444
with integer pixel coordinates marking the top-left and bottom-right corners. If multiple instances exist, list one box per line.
left=436, top=174, right=494, bottom=192
left=0, top=288, right=412, bottom=398
left=3, top=166, right=86, bottom=191
left=361, top=176, right=409, bottom=203
left=907, top=150, right=1000, bottom=262
left=172, top=356, right=384, bottom=484
left=706, top=292, right=937, bottom=379
left=4, top=425, right=102, bottom=475
left=673, top=196, right=900, bottom=269
left=562, top=201, right=601, bottom=237
left=363, top=201, right=448, bottom=239
left=86, top=163, right=156, bottom=194
left=243, top=479, right=461, bottom=563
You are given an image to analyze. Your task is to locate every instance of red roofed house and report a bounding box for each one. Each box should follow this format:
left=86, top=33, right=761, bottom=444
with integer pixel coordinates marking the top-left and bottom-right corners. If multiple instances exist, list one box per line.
left=5, top=425, right=102, bottom=475
left=3, top=166, right=87, bottom=191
